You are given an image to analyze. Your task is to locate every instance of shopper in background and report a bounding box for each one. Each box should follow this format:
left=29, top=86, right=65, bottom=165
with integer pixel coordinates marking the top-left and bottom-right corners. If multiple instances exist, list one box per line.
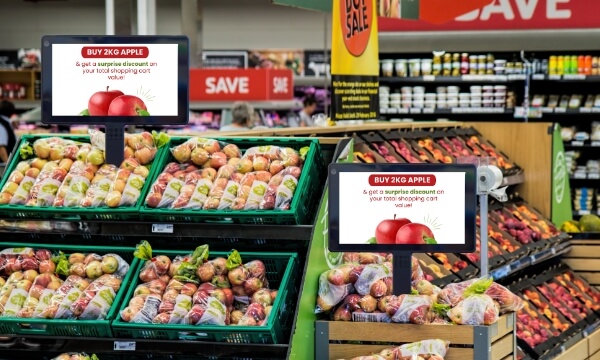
left=220, top=101, right=255, bottom=132
left=297, top=95, right=318, bottom=127
left=0, top=100, right=17, bottom=163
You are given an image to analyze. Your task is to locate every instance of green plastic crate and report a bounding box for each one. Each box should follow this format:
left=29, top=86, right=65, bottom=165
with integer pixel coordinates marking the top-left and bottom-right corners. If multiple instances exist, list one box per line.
left=0, top=242, right=139, bottom=337
left=138, top=137, right=325, bottom=225
left=111, top=250, right=299, bottom=344
left=0, top=134, right=168, bottom=221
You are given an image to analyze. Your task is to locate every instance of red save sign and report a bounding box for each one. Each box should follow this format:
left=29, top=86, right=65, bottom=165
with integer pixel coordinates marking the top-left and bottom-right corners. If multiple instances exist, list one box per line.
left=189, top=69, right=293, bottom=101
left=379, top=0, right=595, bottom=31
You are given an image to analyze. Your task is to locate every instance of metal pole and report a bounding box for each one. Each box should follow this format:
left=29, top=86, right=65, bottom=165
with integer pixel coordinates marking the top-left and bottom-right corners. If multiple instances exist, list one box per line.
left=105, top=0, right=115, bottom=35
left=323, top=12, right=329, bottom=117
left=147, top=0, right=157, bottom=35
left=137, top=0, right=148, bottom=35
left=479, top=193, right=489, bottom=277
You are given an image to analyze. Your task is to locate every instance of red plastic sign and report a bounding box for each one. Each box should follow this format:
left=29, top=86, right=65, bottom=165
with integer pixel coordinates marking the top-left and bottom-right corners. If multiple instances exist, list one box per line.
left=189, top=69, right=293, bottom=101
left=379, top=0, right=595, bottom=31
left=340, top=0, right=374, bottom=57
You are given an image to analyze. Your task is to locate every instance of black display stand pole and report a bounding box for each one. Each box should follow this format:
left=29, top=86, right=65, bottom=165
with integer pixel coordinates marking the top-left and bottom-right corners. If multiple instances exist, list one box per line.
left=104, top=122, right=127, bottom=166
left=392, top=252, right=413, bottom=295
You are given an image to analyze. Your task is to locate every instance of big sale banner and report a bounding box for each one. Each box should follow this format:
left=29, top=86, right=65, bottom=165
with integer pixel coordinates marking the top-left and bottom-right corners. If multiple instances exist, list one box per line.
left=337, top=172, right=467, bottom=245
left=51, top=44, right=179, bottom=117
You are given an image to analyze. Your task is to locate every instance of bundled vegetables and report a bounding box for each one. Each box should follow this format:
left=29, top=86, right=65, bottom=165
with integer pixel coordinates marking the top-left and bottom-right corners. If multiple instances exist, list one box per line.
left=120, top=242, right=280, bottom=328
left=145, top=139, right=310, bottom=211
left=343, top=339, right=449, bottom=360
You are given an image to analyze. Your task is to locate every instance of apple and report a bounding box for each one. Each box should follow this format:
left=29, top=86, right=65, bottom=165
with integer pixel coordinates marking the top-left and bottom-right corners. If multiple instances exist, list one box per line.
left=85, top=260, right=103, bottom=279
left=22, top=269, right=39, bottom=282
left=29, top=284, right=46, bottom=300
left=3, top=182, right=19, bottom=195
left=87, top=148, right=105, bottom=166
left=0, top=192, right=11, bottom=204
left=30, top=158, right=48, bottom=170
left=69, top=263, right=86, bottom=278
left=123, top=146, right=135, bottom=159
left=69, top=253, right=86, bottom=265
left=16, top=279, right=33, bottom=292
left=47, top=280, right=62, bottom=291
left=108, top=95, right=148, bottom=116
left=101, top=256, right=119, bottom=274
left=88, top=87, right=125, bottom=116
left=135, top=147, right=155, bottom=165
left=133, top=166, right=150, bottom=179
left=39, top=260, right=56, bottom=274
left=395, top=223, right=437, bottom=245
left=24, top=167, right=40, bottom=179
left=375, top=216, right=412, bottom=244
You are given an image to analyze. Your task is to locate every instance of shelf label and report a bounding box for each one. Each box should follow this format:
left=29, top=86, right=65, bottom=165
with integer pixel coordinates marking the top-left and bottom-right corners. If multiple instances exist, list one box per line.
left=591, top=141, right=600, bottom=147
left=114, top=341, right=136, bottom=351
left=423, top=108, right=434, bottom=114
left=532, top=74, right=545, bottom=80
left=580, top=107, right=592, bottom=113
left=593, top=108, right=600, bottom=113
left=541, top=107, right=554, bottom=113
left=508, top=74, right=526, bottom=81
left=387, top=108, right=398, bottom=114
left=573, top=173, right=587, bottom=179
left=563, top=74, right=586, bottom=80
left=422, top=75, right=435, bottom=82
left=571, top=141, right=584, bottom=146
left=380, top=108, right=388, bottom=114
left=588, top=173, right=600, bottom=179
left=397, top=108, right=409, bottom=114
left=409, top=108, right=422, bottom=114
left=548, top=75, right=561, bottom=80
left=577, top=210, right=591, bottom=215
left=152, top=224, right=174, bottom=233
left=554, top=107, right=566, bottom=113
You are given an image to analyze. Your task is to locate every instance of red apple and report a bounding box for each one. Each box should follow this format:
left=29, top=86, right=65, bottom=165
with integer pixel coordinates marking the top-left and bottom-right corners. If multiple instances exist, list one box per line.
left=375, top=215, right=411, bottom=244
left=88, top=87, right=124, bottom=116
left=108, top=95, right=148, bottom=116
left=395, top=223, right=436, bottom=245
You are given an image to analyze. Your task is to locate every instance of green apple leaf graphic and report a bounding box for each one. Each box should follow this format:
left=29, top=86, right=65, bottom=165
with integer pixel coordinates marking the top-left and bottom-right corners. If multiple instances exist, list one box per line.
left=80, top=109, right=90, bottom=116
left=137, top=109, right=151, bottom=116
left=366, top=237, right=377, bottom=244
left=424, top=237, right=437, bottom=245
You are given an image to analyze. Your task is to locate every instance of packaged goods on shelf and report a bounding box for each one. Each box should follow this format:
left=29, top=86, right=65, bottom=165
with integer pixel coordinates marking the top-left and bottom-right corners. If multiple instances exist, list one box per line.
left=0, top=131, right=169, bottom=220
left=139, top=136, right=325, bottom=224
left=112, top=241, right=297, bottom=344
left=339, top=339, right=449, bottom=360
left=0, top=243, right=137, bottom=337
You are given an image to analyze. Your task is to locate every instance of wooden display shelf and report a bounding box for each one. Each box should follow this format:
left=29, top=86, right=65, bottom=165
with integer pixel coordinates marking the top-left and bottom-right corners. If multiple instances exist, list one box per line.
left=564, top=239, right=600, bottom=289
left=314, top=313, right=516, bottom=360
left=0, top=69, right=40, bottom=101
left=551, top=327, right=600, bottom=360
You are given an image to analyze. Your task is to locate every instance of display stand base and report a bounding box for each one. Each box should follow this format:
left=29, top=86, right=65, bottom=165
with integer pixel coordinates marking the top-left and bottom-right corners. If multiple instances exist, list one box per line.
left=104, top=122, right=126, bottom=166
left=392, top=253, right=413, bottom=295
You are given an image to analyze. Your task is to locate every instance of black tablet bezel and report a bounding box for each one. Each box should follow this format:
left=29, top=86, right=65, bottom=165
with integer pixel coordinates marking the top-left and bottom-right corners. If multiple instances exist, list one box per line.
left=41, top=35, right=189, bottom=125
left=328, top=162, right=477, bottom=253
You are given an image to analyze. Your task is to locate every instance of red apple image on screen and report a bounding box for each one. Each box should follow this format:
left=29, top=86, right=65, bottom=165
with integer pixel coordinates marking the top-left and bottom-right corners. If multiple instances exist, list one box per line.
left=395, top=223, right=437, bottom=245
left=375, top=215, right=411, bottom=244
left=107, top=95, right=148, bottom=116
left=87, top=87, right=124, bottom=116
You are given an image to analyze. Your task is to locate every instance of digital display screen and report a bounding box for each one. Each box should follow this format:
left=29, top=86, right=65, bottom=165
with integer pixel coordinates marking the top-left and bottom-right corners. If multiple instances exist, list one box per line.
left=41, top=36, right=189, bottom=125
left=328, top=163, right=477, bottom=253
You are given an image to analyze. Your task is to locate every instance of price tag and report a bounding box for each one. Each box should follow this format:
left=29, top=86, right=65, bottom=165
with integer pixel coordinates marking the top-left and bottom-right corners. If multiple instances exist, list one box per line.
left=571, top=141, right=584, bottom=146
left=386, top=108, right=398, bottom=114
left=410, top=108, right=422, bottom=114
left=423, top=108, right=434, bottom=114
left=578, top=210, right=591, bottom=215
left=532, top=74, right=545, bottom=80
left=554, top=107, right=566, bottom=113
left=593, top=108, right=600, bottom=113
left=588, top=173, right=600, bottom=179
left=563, top=74, right=586, bottom=80
left=380, top=108, right=388, bottom=114
left=580, top=107, right=592, bottom=113
left=114, top=341, right=136, bottom=351
left=541, top=107, right=554, bottom=113
left=152, top=224, right=174, bottom=233
left=591, top=141, right=600, bottom=147
left=573, top=173, right=587, bottom=179
left=508, top=74, right=526, bottom=81
left=548, top=75, right=561, bottom=80
left=422, top=75, right=435, bottom=82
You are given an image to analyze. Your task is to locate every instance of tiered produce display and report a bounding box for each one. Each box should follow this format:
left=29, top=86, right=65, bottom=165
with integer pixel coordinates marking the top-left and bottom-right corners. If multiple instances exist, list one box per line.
left=0, top=124, right=597, bottom=360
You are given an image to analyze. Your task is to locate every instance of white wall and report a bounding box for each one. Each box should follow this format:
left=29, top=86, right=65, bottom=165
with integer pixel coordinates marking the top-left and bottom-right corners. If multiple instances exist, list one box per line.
left=0, top=0, right=331, bottom=51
